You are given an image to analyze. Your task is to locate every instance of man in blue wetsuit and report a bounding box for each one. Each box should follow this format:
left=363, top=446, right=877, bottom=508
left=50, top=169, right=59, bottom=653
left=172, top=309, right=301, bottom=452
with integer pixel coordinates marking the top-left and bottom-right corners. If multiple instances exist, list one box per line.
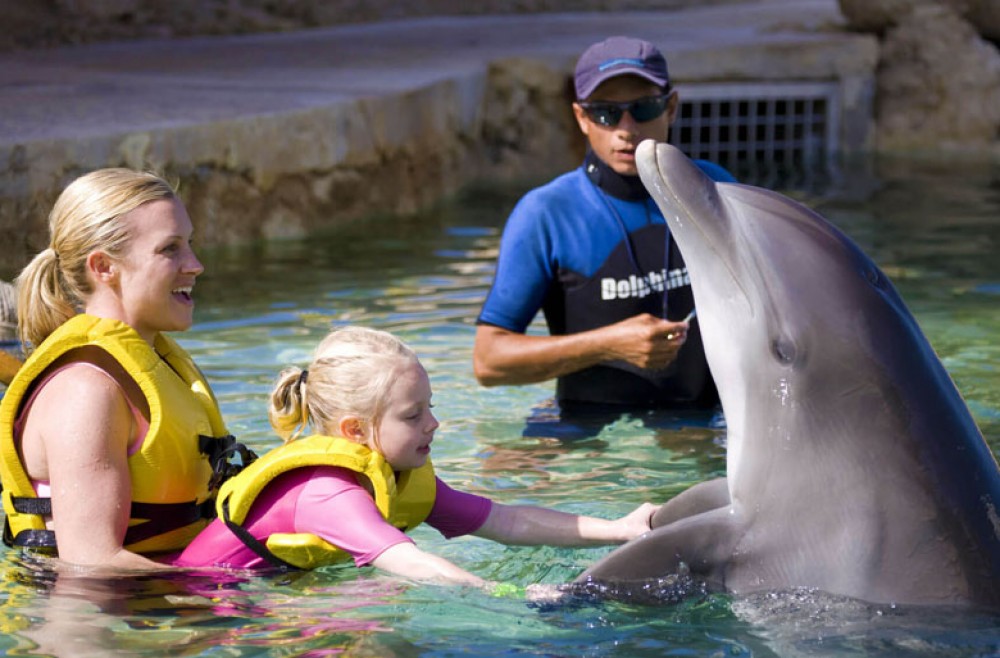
left=473, top=36, right=735, bottom=430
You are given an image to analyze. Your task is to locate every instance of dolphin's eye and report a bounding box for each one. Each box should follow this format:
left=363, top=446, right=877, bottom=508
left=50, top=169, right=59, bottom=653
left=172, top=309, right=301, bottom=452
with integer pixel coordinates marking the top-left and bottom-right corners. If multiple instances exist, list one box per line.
left=772, top=337, right=797, bottom=366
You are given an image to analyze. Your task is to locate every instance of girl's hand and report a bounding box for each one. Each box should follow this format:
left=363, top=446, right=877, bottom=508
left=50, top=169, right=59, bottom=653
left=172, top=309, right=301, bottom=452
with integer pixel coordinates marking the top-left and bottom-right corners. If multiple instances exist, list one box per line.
left=616, top=502, right=661, bottom=540
left=525, top=583, right=565, bottom=602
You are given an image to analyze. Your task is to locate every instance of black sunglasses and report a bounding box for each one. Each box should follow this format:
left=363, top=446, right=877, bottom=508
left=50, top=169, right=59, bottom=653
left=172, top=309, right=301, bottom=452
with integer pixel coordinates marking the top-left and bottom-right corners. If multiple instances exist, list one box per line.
left=578, top=93, right=672, bottom=127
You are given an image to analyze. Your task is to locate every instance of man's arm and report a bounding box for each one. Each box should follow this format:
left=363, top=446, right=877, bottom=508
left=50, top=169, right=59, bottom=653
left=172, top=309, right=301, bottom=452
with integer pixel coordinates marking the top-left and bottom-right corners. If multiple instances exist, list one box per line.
left=473, top=314, right=690, bottom=386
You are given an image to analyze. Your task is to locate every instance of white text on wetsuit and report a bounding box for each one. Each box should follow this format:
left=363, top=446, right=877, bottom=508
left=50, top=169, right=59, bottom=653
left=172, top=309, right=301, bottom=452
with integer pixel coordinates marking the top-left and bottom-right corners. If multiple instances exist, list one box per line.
left=601, top=267, right=690, bottom=300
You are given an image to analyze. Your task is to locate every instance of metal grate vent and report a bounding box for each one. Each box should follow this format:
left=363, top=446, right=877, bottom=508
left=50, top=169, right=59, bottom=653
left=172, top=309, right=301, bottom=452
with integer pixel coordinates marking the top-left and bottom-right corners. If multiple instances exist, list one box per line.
left=670, top=82, right=839, bottom=189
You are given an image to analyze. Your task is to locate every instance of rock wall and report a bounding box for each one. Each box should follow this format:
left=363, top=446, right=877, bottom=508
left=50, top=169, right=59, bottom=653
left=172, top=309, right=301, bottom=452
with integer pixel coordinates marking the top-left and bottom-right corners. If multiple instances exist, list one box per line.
left=0, top=58, right=581, bottom=277
left=838, top=0, right=1000, bottom=39
left=1, top=3, right=881, bottom=277
left=7, top=0, right=990, bottom=281
left=178, top=59, right=581, bottom=246
left=0, top=0, right=735, bottom=51
left=839, top=0, right=1000, bottom=155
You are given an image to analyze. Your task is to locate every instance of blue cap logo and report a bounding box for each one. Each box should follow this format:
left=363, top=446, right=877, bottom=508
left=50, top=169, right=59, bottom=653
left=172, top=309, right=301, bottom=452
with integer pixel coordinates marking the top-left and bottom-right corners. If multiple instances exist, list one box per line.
left=599, top=57, right=646, bottom=72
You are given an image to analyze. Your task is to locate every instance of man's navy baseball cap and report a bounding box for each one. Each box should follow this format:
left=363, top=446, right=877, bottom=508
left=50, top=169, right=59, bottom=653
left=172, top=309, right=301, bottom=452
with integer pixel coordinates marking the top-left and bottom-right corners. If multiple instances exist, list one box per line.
left=574, top=36, right=671, bottom=100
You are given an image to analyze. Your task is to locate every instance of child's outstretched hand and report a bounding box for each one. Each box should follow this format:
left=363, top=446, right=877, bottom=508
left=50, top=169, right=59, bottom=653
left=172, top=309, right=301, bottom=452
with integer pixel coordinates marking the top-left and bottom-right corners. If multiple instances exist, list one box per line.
left=616, top=502, right=661, bottom=541
left=525, top=582, right=565, bottom=603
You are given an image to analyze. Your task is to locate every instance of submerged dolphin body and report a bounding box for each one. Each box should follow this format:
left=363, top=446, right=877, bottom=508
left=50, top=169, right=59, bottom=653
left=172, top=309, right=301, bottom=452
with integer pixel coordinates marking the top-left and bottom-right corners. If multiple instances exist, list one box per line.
left=576, top=141, right=1000, bottom=606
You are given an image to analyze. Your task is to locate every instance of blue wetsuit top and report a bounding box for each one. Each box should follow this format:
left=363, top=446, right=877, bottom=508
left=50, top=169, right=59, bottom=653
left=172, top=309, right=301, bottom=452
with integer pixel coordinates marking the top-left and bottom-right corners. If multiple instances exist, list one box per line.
left=477, top=150, right=736, bottom=407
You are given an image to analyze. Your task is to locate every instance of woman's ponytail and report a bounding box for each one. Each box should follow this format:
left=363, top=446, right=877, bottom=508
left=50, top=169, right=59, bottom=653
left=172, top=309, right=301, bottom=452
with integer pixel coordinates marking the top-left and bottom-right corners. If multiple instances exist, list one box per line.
left=16, top=248, right=77, bottom=351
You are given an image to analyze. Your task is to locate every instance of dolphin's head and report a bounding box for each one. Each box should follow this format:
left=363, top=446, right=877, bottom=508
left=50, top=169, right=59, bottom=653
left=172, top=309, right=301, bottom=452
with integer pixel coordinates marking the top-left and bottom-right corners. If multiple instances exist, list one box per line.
left=636, top=140, right=932, bottom=498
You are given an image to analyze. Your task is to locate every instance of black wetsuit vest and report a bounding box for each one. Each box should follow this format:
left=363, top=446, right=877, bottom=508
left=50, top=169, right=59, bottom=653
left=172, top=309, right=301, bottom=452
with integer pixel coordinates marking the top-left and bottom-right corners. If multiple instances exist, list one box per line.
left=550, top=150, right=718, bottom=408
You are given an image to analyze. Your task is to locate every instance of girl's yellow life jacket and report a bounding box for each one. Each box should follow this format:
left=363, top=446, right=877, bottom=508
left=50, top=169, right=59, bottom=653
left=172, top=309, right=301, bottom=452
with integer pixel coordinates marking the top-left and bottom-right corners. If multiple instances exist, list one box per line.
left=217, top=433, right=436, bottom=569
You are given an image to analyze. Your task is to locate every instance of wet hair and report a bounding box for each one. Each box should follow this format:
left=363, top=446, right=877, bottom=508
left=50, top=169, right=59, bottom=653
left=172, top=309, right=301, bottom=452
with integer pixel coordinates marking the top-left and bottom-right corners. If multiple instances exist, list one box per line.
left=15, top=168, right=177, bottom=351
left=268, top=326, right=419, bottom=444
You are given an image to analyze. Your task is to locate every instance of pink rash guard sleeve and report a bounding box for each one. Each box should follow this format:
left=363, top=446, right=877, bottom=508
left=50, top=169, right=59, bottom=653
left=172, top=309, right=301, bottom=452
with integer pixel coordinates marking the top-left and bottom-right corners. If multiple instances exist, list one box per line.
left=425, top=477, right=493, bottom=539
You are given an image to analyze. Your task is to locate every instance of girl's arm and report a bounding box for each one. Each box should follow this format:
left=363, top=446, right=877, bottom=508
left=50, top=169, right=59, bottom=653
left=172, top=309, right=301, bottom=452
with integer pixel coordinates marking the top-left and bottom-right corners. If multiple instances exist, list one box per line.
left=294, top=470, right=486, bottom=586
left=472, top=501, right=658, bottom=547
left=371, top=542, right=485, bottom=586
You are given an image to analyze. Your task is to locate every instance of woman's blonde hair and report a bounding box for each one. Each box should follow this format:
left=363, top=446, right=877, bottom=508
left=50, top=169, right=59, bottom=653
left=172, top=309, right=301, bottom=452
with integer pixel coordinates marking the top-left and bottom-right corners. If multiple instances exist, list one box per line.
left=16, top=168, right=177, bottom=351
left=268, top=326, right=419, bottom=444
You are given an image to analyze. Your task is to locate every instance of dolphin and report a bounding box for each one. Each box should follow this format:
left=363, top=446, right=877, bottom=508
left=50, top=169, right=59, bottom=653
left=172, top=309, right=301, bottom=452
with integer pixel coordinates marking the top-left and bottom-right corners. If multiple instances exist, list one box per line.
left=574, top=141, right=1000, bottom=607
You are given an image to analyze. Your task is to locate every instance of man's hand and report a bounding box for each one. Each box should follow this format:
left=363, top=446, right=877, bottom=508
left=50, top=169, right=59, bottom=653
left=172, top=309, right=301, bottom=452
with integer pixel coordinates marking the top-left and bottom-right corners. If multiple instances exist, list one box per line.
left=473, top=313, right=694, bottom=385
left=602, top=313, right=690, bottom=370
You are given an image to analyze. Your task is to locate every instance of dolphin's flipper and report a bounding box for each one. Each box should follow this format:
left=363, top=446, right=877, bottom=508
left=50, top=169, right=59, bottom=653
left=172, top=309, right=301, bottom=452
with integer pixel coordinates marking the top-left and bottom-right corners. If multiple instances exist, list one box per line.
left=651, top=477, right=730, bottom=528
left=575, top=504, right=740, bottom=586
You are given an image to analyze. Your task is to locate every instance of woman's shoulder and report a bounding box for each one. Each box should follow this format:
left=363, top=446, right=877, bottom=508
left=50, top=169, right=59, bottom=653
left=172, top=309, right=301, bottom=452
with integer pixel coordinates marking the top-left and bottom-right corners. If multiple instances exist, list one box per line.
left=33, top=350, right=127, bottom=403
left=22, top=359, right=135, bottom=462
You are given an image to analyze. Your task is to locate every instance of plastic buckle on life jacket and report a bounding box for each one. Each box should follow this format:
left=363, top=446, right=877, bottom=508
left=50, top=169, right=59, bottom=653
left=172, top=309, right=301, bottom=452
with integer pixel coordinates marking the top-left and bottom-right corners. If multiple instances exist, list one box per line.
left=199, top=434, right=259, bottom=491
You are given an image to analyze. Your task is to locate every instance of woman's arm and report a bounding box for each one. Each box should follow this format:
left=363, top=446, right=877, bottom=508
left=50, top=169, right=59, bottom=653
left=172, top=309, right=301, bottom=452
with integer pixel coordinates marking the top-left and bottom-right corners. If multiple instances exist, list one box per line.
left=473, top=501, right=658, bottom=547
left=27, top=365, right=165, bottom=570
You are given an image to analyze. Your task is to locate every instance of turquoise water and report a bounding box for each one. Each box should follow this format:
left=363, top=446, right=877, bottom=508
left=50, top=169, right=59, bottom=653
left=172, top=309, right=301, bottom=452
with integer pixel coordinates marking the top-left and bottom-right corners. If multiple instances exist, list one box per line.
left=1, top=158, right=999, bottom=656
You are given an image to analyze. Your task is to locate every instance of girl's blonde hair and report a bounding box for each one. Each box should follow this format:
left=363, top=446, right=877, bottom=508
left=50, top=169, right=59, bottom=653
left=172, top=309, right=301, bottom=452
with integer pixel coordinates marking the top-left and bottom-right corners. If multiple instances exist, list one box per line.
left=268, top=326, right=419, bottom=443
left=16, top=168, right=177, bottom=351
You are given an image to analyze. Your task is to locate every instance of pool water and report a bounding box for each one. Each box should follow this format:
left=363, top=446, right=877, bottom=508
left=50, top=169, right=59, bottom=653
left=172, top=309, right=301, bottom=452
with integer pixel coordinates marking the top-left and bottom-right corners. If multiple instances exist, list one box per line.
left=1, top=157, right=999, bottom=656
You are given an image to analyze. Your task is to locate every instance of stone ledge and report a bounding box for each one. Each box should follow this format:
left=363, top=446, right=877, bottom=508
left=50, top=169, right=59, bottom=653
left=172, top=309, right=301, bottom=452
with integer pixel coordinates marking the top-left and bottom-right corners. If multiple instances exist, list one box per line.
left=0, top=3, right=876, bottom=274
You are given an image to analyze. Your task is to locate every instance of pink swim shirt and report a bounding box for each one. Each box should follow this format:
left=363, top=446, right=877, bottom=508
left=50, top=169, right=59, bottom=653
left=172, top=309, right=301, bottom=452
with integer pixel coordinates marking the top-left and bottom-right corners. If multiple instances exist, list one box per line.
left=175, top=465, right=492, bottom=569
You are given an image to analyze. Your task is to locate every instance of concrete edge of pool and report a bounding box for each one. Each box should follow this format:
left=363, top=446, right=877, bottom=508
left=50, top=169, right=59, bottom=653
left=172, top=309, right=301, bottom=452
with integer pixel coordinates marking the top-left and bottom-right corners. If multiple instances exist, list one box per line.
left=0, top=0, right=878, bottom=271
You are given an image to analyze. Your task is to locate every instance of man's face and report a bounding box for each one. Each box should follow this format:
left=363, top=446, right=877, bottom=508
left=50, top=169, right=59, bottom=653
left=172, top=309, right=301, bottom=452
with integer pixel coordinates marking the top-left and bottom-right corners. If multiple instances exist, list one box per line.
left=573, top=75, right=678, bottom=177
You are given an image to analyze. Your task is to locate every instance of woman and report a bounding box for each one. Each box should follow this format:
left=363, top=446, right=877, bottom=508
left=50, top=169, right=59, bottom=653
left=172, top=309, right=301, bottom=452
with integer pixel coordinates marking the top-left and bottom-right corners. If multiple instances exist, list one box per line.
left=177, top=326, right=657, bottom=589
left=0, top=169, right=239, bottom=569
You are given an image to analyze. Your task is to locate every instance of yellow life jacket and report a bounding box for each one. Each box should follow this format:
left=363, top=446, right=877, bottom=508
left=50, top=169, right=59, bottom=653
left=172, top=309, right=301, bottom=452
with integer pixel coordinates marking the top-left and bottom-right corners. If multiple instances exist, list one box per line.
left=217, top=434, right=437, bottom=570
left=0, top=314, right=237, bottom=555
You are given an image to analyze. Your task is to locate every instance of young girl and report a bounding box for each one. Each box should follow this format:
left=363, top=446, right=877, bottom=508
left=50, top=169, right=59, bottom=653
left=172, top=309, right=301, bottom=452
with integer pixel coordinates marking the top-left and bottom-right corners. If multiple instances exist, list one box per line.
left=176, top=326, right=657, bottom=586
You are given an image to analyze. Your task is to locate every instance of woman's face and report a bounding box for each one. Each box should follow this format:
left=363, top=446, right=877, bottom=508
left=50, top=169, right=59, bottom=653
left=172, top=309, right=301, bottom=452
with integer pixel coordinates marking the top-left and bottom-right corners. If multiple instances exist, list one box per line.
left=111, top=198, right=204, bottom=344
left=373, top=360, right=439, bottom=471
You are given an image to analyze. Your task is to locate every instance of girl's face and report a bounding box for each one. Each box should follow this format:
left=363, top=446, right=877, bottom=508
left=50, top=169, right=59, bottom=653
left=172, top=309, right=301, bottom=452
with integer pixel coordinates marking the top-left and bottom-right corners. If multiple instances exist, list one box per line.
left=373, top=360, right=439, bottom=471
left=98, top=198, right=204, bottom=344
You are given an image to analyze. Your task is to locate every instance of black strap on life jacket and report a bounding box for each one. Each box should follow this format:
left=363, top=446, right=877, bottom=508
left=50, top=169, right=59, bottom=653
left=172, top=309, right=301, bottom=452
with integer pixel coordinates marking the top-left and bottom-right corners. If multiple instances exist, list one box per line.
left=1, top=495, right=215, bottom=549
left=1, top=493, right=53, bottom=549
left=199, top=434, right=259, bottom=492
left=219, top=498, right=298, bottom=571
left=1, top=433, right=259, bottom=551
